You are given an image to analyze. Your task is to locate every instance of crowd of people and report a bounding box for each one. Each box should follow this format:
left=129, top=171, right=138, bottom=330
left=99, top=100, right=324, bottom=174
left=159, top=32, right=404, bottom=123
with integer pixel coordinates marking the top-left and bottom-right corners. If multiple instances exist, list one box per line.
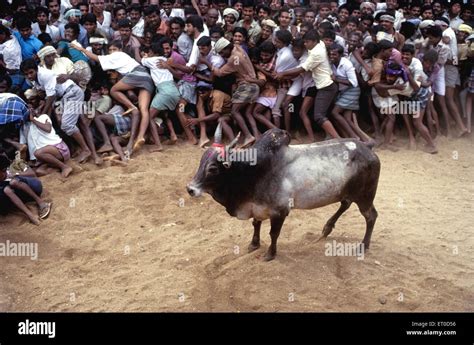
left=0, top=0, right=473, bottom=224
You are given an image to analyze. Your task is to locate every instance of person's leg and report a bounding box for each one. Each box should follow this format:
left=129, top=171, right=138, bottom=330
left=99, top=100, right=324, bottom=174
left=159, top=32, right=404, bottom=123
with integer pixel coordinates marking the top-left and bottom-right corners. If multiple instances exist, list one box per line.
left=299, top=96, right=315, bottom=142
left=271, top=87, right=287, bottom=128
left=368, top=96, right=383, bottom=143
left=232, top=102, right=255, bottom=147
left=350, top=112, right=374, bottom=142
left=60, top=95, right=92, bottom=164
left=413, top=107, right=437, bottom=153
left=34, top=146, right=72, bottom=178
left=3, top=138, right=27, bottom=154
left=454, top=85, right=465, bottom=119
left=3, top=186, right=40, bottom=225
left=219, top=116, right=235, bottom=141
left=332, top=105, right=359, bottom=139
left=78, top=115, right=102, bottom=165
left=314, top=84, right=340, bottom=139
left=125, top=109, right=141, bottom=154
left=195, top=94, right=211, bottom=148
left=94, top=114, right=116, bottom=153
left=165, top=117, right=178, bottom=143
left=401, top=113, right=416, bottom=150
left=175, top=99, right=198, bottom=145
left=245, top=103, right=261, bottom=138
left=254, top=103, right=277, bottom=130
left=434, top=94, right=451, bottom=136
left=429, top=99, right=440, bottom=137
left=148, top=107, right=163, bottom=152
left=110, top=134, right=128, bottom=162
left=110, top=81, right=137, bottom=112
left=382, top=110, right=397, bottom=150
left=35, top=163, right=57, bottom=177
left=445, top=86, right=468, bottom=136
left=425, top=100, right=435, bottom=138
left=344, top=110, right=368, bottom=141
left=9, top=178, right=50, bottom=218
left=282, top=95, right=295, bottom=132
left=134, top=89, right=152, bottom=150
left=466, top=92, right=473, bottom=133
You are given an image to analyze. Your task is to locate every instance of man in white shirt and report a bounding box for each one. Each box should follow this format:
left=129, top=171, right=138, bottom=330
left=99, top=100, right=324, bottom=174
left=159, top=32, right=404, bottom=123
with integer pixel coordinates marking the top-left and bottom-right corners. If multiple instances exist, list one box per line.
left=31, top=6, right=61, bottom=43
left=169, top=17, right=193, bottom=61
left=185, top=16, right=209, bottom=75
left=400, top=44, right=438, bottom=153
left=20, top=58, right=96, bottom=164
left=90, top=0, right=112, bottom=34
left=272, top=29, right=298, bottom=128
left=444, top=0, right=464, bottom=30
left=159, top=0, right=185, bottom=21
left=0, top=25, right=23, bottom=90
left=192, top=36, right=225, bottom=147
left=329, top=43, right=363, bottom=141
left=435, top=17, right=458, bottom=65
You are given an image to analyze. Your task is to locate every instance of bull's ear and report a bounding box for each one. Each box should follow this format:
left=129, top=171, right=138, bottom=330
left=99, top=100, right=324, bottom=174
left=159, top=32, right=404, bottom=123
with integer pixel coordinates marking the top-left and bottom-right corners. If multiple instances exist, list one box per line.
left=222, top=161, right=232, bottom=169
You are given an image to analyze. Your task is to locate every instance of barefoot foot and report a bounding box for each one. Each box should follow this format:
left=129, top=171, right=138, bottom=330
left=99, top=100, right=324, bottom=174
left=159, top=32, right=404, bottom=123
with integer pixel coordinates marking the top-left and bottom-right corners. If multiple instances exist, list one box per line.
left=61, top=166, right=73, bottom=178
left=199, top=137, right=210, bottom=148
left=97, top=143, right=113, bottom=153
left=76, top=150, right=91, bottom=164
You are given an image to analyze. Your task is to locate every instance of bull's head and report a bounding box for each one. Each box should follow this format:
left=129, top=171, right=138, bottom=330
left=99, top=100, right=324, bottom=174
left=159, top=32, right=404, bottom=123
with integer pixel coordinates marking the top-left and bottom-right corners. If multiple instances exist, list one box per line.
left=187, top=123, right=240, bottom=197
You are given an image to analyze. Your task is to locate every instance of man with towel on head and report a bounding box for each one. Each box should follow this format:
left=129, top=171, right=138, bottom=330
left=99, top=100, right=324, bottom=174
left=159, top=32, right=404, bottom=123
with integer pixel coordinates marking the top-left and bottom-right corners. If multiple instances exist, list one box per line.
left=59, top=9, right=88, bottom=48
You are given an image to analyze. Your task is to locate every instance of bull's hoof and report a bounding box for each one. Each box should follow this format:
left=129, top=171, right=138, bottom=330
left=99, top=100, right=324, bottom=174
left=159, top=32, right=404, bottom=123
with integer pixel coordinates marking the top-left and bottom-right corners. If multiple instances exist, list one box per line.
left=263, top=251, right=276, bottom=261
left=248, top=242, right=260, bottom=253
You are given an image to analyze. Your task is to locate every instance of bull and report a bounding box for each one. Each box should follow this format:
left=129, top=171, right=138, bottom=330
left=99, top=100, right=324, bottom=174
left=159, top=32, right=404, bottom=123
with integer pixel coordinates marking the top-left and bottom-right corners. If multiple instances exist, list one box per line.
left=187, top=125, right=381, bottom=261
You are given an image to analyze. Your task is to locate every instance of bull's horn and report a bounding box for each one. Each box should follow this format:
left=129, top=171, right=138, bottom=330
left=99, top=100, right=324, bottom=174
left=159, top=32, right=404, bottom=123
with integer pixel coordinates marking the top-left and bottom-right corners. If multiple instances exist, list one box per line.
left=214, top=122, right=223, bottom=144
left=226, top=132, right=241, bottom=150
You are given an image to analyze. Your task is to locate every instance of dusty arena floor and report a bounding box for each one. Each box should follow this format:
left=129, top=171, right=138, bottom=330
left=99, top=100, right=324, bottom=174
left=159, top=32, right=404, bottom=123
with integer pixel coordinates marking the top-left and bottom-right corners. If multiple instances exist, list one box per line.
left=0, top=135, right=473, bottom=312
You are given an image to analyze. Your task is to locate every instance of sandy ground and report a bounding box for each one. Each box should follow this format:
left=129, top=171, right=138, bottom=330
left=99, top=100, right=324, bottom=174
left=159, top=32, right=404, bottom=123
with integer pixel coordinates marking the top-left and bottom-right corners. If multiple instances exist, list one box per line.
left=0, top=134, right=473, bottom=312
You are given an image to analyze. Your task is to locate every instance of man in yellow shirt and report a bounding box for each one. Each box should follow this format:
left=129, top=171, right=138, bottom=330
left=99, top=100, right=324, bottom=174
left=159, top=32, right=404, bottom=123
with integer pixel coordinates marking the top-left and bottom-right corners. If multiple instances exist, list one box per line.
left=275, top=29, right=340, bottom=139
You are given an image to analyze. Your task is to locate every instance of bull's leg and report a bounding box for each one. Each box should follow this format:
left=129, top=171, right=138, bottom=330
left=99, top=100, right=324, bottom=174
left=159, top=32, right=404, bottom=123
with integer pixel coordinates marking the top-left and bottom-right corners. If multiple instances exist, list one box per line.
left=321, top=200, right=352, bottom=238
left=264, top=216, right=286, bottom=261
left=248, top=219, right=262, bottom=253
left=359, top=204, right=378, bottom=250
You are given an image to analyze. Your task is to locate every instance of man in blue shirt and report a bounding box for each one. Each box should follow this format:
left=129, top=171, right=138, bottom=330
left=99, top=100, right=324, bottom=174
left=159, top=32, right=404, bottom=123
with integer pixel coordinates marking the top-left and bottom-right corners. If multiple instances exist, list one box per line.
left=13, top=17, right=43, bottom=61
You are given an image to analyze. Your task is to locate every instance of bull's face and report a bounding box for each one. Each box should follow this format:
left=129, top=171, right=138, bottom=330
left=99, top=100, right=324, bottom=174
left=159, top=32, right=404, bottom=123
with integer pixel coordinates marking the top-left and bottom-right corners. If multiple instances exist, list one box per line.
left=187, top=124, right=240, bottom=197
left=187, top=145, right=226, bottom=197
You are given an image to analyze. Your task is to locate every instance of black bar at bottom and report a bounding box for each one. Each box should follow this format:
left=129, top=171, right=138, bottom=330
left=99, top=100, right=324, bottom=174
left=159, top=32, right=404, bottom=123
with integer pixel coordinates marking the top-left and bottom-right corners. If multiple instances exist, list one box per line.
left=0, top=312, right=472, bottom=345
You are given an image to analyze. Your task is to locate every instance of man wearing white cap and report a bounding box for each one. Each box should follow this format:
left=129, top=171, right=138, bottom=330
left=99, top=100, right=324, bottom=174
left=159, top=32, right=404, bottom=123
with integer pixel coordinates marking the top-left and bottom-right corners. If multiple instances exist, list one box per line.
left=379, top=14, right=405, bottom=51
left=205, top=37, right=260, bottom=147
left=360, top=2, right=375, bottom=16
left=436, top=17, right=458, bottom=65
left=59, top=9, right=88, bottom=47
